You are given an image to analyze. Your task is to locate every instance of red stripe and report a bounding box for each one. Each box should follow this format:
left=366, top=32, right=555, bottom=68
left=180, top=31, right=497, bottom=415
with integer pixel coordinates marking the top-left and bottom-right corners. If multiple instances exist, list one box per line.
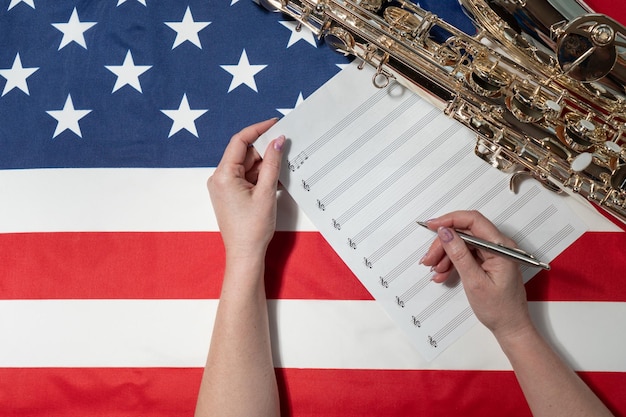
left=0, top=367, right=623, bottom=417
left=0, top=231, right=371, bottom=301
left=585, top=0, right=626, bottom=24
left=2, top=231, right=625, bottom=301
left=526, top=231, right=626, bottom=301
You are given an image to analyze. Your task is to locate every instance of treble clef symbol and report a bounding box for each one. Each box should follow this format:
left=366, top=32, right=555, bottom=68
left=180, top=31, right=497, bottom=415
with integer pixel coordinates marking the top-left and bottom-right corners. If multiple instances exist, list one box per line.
left=395, top=296, right=405, bottom=308
left=428, top=336, right=438, bottom=348
left=287, top=160, right=295, bottom=172
left=379, top=277, right=389, bottom=288
left=302, top=180, right=311, bottom=191
left=364, top=258, right=372, bottom=269
left=412, top=316, right=421, bottom=327
left=317, top=199, right=325, bottom=211
left=332, top=219, right=341, bottom=230
left=348, top=238, right=357, bottom=250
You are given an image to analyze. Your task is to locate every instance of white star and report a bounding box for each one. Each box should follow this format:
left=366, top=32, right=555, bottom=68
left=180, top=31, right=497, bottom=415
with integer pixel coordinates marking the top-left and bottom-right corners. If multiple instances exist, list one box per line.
left=220, top=49, right=267, bottom=93
left=0, top=53, right=39, bottom=96
left=337, top=63, right=351, bottom=71
left=161, top=94, right=208, bottom=138
left=279, top=21, right=317, bottom=48
left=46, top=94, right=92, bottom=139
left=51, top=7, right=97, bottom=50
left=105, top=50, right=152, bottom=93
left=8, top=0, right=35, bottom=10
left=276, top=92, right=305, bottom=116
left=164, top=7, right=211, bottom=49
left=230, top=0, right=240, bottom=4
left=117, top=0, right=147, bottom=5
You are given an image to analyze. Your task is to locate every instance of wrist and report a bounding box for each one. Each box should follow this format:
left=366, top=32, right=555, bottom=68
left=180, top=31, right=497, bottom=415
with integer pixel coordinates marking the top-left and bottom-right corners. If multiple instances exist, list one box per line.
left=224, top=241, right=269, bottom=262
left=493, top=320, right=538, bottom=353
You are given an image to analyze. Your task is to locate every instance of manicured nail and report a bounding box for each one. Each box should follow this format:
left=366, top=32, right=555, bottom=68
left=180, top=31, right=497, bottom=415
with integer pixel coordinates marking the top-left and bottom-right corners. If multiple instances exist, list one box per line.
left=419, top=252, right=428, bottom=265
left=274, top=135, right=285, bottom=151
left=438, top=226, right=454, bottom=243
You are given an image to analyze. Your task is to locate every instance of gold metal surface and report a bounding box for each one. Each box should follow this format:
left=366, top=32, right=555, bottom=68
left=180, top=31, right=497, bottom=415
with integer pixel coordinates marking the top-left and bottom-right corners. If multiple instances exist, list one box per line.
left=257, top=0, right=626, bottom=223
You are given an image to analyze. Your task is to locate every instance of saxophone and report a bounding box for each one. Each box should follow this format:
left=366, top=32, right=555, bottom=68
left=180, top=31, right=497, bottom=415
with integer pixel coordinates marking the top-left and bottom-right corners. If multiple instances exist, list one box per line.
left=257, top=0, right=626, bottom=223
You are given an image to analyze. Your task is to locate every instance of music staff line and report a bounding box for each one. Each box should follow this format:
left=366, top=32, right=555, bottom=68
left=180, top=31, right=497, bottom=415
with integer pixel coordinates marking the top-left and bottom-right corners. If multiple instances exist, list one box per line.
left=287, top=87, right=390, bottom=172
left=316, top=108, right=440, bottom=210
left=350, top=139, right=471, bottom=247
left=428, top=307, right=474, bottom=348
left=387, top=185, right=555, bottom=335
left=376, top=174, right=507, bottom=288
left=364, top=162, right=491, bottom=267
left=332, top=124, right=460, bottom=230
left=303, top=95, right=420, bottom=191
left=510, top=205, right=557, bottom=243
left=425, top=223, right=576, bottom=350
left=258, top=63, right=589, bottom=360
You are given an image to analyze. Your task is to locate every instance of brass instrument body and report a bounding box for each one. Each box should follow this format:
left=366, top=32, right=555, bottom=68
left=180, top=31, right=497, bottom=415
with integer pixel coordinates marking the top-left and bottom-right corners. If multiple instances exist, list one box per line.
left=258, top=0, right=626, bottom=222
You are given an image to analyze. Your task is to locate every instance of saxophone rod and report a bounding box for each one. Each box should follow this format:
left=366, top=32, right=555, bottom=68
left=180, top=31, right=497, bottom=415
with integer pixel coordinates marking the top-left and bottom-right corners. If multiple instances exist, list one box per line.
left=417, top=221, right=551, bottom=270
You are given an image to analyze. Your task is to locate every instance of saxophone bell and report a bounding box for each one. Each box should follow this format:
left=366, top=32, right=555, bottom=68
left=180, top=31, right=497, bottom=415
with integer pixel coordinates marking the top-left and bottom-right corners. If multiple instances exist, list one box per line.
left=556, top=14, right=622, bottom=82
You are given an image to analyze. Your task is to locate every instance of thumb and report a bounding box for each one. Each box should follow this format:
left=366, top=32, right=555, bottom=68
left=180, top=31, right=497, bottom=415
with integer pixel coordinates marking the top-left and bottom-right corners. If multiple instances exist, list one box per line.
left=256, top=135, right=285, bottom=190
left=437, top=226, right=485, bottom=284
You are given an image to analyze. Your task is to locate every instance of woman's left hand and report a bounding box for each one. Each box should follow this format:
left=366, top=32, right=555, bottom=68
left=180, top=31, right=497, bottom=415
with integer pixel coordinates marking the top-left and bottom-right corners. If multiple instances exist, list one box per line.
left=207, top=119, right=285, bottom=260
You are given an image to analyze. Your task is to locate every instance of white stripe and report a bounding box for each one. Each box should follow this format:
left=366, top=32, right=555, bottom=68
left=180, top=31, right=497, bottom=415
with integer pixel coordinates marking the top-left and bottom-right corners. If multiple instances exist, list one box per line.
left=1, top=299, right=624, bottom=371
left=0, top=168, right=620, bottom=233
left=0, top=168, right=317, bottom=233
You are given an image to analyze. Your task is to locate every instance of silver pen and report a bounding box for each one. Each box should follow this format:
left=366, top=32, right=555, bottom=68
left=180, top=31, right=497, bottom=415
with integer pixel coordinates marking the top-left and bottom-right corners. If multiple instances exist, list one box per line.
left=417, top=221, right=551, bottom=270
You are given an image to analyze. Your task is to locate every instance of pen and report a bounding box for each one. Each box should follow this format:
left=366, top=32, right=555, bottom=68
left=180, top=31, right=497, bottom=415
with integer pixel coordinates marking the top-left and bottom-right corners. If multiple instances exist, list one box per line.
left=417, top=221, right=551, bottom=270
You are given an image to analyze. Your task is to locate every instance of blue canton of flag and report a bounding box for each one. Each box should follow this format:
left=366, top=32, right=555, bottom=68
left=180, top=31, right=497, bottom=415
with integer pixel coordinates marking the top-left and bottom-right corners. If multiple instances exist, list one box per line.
left=0, top=0, right=353, bottom=169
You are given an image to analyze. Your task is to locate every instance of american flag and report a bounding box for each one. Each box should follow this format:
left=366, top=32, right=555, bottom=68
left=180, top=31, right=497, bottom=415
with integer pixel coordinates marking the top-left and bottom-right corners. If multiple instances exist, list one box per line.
left=1, top=0, right=625, bottom=416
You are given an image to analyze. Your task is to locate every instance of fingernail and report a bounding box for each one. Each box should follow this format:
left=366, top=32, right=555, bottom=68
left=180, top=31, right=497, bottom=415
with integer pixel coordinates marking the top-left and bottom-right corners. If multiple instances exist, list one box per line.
left=273, top=135, right=285, bottom=151
left=419, top=251, right=428, bottom=265
left=438, top=226, right=454, bottom=243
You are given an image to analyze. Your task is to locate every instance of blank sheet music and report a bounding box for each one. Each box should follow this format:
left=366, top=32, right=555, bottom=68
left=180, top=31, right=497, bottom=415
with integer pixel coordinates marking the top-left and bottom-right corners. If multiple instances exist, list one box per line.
left=256, top=63, right=587, bottom=361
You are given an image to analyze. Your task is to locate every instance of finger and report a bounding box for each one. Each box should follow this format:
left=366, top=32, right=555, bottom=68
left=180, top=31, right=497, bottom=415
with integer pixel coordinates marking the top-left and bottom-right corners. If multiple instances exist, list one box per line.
left=430, top=254, right=455, bottom=284
left=420, top=238, right=445, bottom=267
left=243, top=146, right=262, bottom=172
left=437, top=226, right=486, bottom=286
left=220, top=118, right=278, bottom=167
left=427, top=210, right=516, bottom=248
left=256, top=135, right=286, bottom=191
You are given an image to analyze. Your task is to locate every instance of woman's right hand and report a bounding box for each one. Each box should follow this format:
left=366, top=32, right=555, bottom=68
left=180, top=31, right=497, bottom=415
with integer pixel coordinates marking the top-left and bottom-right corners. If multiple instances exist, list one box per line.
left=420, top=210, right=533, bottom=341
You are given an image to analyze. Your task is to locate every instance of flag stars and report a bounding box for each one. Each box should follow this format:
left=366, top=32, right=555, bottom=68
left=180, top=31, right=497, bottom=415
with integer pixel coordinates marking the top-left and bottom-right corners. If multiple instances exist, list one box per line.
left=52, top=7, right=97, bottom=50
left=164, top=7, right=211, bottom=49
left=46, top=94, right=92, bottom=139
left=277, top=92, right=304, bottom=116
left=105, top=50, right=152, bottom=93
left=0, top=53, right=39, bottom=96
left=7, top=0, right=35, bottom=10
left=221, top=49, right=267, bottom=93
left=161, top=94, right=208, bottom=138
left=279, top=21, right=318, bottom=48
left=117, top=0, right=147, bottom=6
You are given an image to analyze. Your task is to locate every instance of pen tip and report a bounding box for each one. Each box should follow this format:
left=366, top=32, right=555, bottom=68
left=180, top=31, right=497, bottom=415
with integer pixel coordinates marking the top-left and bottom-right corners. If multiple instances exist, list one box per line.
left=417, top=221, right=428, bottom=228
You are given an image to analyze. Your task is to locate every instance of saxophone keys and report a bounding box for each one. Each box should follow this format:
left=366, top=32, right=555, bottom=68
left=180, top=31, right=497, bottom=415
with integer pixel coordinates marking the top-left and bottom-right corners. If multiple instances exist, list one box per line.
left=558, top=113, right=606, bottom=152
left=323, top=26, right=355, bottom=56
left=610, top=165, right=626, bottom=192
left=506, top=85, right=547, bottom=123
left=466, top=61, right=509, bottom=98
left=571, top=152, right=593, bottom=173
